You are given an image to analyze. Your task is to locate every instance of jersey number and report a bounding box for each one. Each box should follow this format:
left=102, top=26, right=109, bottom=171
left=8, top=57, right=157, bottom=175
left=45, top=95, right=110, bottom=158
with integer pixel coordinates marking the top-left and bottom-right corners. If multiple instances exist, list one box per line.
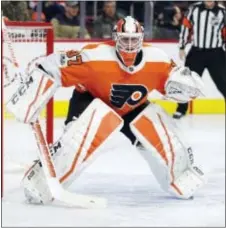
left=110, top=84, right=148, bottom=108
left=66, top=50, right=82, bottom=66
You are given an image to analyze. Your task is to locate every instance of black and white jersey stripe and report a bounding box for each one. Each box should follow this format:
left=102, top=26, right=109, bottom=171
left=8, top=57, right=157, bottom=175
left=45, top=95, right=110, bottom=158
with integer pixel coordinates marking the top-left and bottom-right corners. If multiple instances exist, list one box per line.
left=179, top=2, right=226, bottom=49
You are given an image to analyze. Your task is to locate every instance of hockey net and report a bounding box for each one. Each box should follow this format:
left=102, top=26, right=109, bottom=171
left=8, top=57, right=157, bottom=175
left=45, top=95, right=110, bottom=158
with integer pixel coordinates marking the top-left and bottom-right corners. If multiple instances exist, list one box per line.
left=2, top=21, right=54, bottom=178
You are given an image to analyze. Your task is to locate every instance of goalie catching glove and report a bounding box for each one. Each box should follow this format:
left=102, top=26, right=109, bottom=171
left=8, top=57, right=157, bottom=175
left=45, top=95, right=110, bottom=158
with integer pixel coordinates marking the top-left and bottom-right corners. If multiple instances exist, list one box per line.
left=165, top=66, right=205, bottom=103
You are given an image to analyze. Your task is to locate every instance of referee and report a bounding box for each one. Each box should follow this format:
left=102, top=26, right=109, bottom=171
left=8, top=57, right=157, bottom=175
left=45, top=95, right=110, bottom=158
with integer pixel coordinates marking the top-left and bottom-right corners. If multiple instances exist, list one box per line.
left=173, top=1, right=226, bottom=119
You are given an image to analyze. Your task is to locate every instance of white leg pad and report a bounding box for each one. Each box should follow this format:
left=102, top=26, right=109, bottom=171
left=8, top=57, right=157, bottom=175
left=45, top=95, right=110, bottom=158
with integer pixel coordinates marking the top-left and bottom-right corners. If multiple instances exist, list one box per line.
left=130, top=103, right=206, bottom=199
left=22, top=98, right=123, bottom=203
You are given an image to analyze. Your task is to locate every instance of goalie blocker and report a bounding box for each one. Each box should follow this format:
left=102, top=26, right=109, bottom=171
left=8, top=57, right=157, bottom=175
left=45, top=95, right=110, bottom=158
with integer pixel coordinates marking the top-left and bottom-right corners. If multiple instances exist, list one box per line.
left=5, top=68, right=59, bottom=123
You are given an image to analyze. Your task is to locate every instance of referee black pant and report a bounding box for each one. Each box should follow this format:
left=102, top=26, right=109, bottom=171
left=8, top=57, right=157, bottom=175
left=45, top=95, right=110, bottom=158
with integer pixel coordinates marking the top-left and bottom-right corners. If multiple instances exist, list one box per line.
left=176, top=47, right=226, bottom=114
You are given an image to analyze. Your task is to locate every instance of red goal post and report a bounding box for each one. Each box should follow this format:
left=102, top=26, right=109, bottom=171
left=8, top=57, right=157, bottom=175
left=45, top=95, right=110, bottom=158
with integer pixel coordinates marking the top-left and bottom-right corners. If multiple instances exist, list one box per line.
left=2, top=21, right=54, bottom=144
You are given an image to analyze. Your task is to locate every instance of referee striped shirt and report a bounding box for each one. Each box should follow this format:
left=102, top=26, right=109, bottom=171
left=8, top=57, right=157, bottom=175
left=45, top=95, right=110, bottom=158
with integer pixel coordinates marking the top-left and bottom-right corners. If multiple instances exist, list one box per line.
left=179, top=2, right=226, bottom=49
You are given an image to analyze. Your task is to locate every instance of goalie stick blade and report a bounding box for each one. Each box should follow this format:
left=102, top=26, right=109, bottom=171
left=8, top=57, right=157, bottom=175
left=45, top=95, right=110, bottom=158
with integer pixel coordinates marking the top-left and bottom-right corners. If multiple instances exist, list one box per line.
left=48, top=178, right=107, bottom=209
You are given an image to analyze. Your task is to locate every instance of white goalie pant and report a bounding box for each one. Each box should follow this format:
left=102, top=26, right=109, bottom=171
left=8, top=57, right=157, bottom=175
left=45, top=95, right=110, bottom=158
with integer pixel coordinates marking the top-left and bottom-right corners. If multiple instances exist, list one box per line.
left=22, top=99, right=123, bottom=204
left=130, top=103, right=206, bottom=199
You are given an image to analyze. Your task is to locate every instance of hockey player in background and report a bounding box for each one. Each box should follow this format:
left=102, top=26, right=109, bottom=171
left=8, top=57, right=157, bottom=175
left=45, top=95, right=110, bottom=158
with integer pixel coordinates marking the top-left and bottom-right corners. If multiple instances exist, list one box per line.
left=6, top=16, right=206, bottom=205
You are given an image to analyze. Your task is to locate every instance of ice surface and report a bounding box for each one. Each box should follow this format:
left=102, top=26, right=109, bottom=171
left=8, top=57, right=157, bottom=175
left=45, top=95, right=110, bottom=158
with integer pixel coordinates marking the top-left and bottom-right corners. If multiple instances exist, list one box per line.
left=2, top=115, right=225, bottom=227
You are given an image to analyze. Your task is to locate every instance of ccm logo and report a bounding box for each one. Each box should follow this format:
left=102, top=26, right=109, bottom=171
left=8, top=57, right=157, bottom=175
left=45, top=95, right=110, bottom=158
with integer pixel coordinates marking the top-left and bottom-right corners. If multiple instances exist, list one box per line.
left=187, top=147, right=194, bottom=164
left=193, top=166, right=204, bottom=176
left=11, top=76, right=34, bottom=105
left=50, top=141, right=62, bottom=156
left=168, top=87, right=182, bottom=94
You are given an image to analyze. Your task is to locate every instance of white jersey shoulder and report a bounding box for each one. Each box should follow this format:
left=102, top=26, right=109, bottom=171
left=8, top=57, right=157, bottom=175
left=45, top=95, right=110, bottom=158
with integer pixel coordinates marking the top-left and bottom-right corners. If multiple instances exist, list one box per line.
left=39, top=43, right=116, bottom=81
left=143, top=45, right=171, bottom=64
left=81, top=43, right=117, bottom=62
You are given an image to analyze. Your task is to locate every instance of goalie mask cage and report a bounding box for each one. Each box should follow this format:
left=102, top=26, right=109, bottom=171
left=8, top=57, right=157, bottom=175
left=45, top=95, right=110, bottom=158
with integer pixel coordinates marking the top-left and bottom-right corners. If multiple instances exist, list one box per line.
left=1, top=21, right=54, bottom=197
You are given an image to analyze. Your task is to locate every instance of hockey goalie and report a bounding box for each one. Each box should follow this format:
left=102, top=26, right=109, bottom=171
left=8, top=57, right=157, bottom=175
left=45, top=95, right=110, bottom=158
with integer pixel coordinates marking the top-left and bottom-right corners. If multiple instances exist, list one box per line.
left=5, top=16, right=206, bottom=206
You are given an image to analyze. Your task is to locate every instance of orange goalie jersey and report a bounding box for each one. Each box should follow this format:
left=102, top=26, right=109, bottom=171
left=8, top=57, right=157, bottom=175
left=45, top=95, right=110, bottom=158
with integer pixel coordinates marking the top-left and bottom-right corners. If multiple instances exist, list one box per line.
left=60, top=41, right=174, bottom=116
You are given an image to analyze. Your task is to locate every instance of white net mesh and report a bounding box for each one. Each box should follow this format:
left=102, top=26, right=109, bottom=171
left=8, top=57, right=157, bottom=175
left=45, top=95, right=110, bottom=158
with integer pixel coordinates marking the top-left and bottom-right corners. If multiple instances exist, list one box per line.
left=2, top=22, right=54, bottom=174
left=3, top=25, right=48, bottom=81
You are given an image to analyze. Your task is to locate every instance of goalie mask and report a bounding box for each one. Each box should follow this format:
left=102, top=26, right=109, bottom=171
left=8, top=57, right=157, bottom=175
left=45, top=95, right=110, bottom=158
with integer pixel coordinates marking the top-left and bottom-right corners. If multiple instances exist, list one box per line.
left=113, top=16, right=144, bottom=67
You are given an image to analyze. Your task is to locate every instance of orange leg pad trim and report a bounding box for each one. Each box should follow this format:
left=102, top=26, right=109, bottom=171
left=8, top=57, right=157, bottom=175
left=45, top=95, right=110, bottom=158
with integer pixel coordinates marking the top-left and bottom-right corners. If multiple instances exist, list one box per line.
left=133, top=115, right=169, bottom=165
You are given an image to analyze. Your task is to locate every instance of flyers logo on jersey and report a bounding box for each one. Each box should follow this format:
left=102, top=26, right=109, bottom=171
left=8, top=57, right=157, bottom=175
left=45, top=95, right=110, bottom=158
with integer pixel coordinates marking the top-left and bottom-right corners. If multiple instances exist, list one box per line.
left=110, top=84, right=148, bottom=108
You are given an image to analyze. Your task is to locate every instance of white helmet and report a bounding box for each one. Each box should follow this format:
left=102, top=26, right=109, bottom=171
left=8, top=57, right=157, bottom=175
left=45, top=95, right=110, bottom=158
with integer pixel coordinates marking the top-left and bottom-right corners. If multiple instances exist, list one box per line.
left=113, top=16, right=144, bottom=67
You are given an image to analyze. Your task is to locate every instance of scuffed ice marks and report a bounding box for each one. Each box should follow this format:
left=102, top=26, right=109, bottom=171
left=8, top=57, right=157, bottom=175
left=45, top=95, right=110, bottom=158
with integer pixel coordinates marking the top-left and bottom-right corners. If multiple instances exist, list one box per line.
left=2, top=115, right=225, bottom=227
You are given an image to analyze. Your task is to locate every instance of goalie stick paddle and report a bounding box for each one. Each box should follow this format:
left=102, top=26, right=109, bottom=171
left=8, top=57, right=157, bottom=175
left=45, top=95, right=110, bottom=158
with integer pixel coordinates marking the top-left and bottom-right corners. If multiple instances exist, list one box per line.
left=2, top=17, right=107, bottom=208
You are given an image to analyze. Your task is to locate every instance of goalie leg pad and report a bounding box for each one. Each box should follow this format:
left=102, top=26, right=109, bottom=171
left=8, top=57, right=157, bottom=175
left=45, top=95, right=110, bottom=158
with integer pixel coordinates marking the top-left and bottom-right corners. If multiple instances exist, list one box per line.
left=130, top=103, right=206, bottom=199
left=22, top=98, right=123, bottom=204
left=6, top=68, right=59, bottom=123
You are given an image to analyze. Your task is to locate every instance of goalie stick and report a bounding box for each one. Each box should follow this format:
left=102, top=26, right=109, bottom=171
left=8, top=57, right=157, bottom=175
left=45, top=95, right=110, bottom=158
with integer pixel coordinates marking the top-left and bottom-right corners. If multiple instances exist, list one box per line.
left=2, top=17, right=107, bottom=208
